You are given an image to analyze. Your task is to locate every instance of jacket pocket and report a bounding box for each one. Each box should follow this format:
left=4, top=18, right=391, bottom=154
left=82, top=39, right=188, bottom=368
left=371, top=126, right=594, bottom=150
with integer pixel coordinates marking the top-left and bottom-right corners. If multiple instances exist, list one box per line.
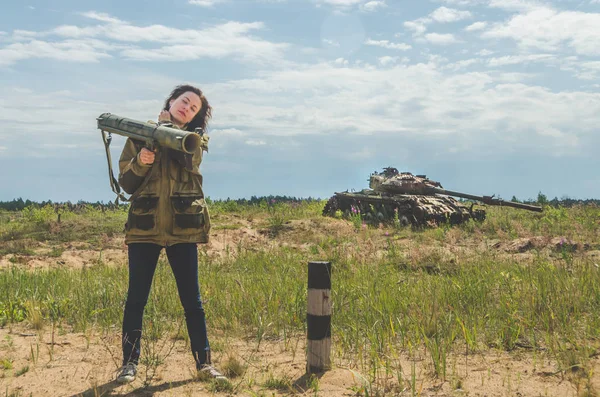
left=170, top=195, right=206, bottom=236
left=127, top=196, right=159, bottom=235
left=170, top=167, right=201, bottom=192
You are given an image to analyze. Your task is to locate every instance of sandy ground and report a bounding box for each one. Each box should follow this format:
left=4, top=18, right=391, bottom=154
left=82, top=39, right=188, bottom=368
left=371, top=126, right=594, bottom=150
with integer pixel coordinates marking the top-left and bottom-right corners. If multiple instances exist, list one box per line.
left=0, top=324, right=597, bottom=396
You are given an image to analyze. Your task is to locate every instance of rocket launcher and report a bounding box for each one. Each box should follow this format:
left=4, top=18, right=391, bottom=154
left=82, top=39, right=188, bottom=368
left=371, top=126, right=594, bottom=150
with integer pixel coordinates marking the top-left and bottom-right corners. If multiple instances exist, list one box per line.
left=97, top=112, right=201, bottom=154
left=96, top=113, right=203, bottom=203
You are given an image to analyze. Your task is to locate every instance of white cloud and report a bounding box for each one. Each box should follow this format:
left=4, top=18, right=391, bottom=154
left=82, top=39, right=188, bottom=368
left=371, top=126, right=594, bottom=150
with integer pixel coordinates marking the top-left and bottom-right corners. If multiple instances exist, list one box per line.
left=80, top=11, right=123, bottom=24
left=488, top=0, right=543, bottom=12
left=445, top=58, right=479, bottom=70
left=313, top=0, right=389, bottom=12
left=365, top=39, right=411, bottom=50
left=405, top=6, right=471, bottom=38
left=580, top=61, right=600, bottom=71
left=0, top=40, right=112, bottom=66
left=189, top=0, right=225, bottom=6
left=424, top=33, right=459, bottom=44
left=437, top=0, right=542, bottom=11
left=322, top=38, right=340, bottom=47
left=487, top=53, right=554, bottom=67
left=438, top=0, right=484, bottom=5
left=362, top=1, right=386, bottom=12
left=465, top=22, right=487, bottom=31
left=3, top=55, right=600, bottom=173
left=3, top=5, right=600, bottom=167
left=477, top=49, right=494, bottom=56
left=314, top=0, right=363, bottom=6
left=378, top=56, right=398, bottom=66
left=426, top=54, right=449, bottom=64
left=0, top=14, right=289, bottom=66
left=245, top=139, right=267, bottom=146
left=404, top=20, right=428, bottom=36
left=11, top=30, right=38, bottom=41
left=484, top=7, right=600, bottom=56
left=199, top=61, right=600, bottom=159
left=430, top=7, right=472, bottom=23
left=212, top=128, right=245, bottom=136
left=0, top=89, right=107, bottom=140
left=564, top=59, right=600, bottom=80
left=52, top=25, right=103, bottom=38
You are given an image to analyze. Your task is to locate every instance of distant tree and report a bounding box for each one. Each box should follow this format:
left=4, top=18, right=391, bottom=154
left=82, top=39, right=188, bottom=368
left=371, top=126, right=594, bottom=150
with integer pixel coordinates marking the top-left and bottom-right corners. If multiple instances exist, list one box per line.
left=537, top=191, right=548, bottom=206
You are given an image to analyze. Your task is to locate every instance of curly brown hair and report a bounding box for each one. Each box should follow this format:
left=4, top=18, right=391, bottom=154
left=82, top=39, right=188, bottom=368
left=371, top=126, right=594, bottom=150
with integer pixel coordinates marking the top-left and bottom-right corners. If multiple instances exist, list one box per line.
left=163, top=84, right=213, bottom=132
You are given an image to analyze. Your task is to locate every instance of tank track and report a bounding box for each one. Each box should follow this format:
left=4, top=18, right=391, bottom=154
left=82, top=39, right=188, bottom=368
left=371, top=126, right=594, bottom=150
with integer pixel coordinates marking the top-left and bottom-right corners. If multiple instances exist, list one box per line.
left=323, top=192, right=485, bottom=226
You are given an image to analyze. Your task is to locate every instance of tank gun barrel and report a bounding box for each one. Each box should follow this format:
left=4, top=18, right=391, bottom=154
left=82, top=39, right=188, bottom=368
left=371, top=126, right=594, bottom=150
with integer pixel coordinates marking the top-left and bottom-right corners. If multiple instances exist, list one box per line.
left=430, top=188, right=543, bottom=212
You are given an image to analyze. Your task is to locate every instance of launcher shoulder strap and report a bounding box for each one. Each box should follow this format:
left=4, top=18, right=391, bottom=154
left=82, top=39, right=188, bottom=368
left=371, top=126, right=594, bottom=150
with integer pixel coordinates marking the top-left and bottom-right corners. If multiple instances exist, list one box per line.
left=100, top=130, right=156, bottom=205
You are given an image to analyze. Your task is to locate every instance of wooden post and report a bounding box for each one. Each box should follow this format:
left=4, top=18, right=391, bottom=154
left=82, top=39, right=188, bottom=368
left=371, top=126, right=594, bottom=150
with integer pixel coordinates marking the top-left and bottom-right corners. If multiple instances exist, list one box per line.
left=306, top=261, right=332, bottom=374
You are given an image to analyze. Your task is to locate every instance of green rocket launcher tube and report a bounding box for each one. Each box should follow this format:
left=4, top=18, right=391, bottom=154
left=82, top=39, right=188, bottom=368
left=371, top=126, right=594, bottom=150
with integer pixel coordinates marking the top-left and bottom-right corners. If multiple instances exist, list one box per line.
left=96, top=112, right=201, bottom=154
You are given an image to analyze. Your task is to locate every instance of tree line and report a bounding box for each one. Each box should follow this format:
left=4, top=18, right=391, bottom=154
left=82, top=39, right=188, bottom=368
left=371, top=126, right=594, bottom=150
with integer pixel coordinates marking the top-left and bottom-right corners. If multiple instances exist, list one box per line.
left=1, top=194, right=598, bottom=212
left=0, top=195, right=322, bottom=211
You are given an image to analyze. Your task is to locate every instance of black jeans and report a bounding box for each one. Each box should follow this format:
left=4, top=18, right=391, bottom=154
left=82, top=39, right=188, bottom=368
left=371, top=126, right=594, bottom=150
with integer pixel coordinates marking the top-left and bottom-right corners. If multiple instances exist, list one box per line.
left=122, top=243, right=210, bottom=367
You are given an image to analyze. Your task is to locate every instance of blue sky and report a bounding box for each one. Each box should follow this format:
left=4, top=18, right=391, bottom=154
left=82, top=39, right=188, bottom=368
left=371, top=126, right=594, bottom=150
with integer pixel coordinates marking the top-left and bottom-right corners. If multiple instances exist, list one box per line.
left=1, top=0, right=599, bottom=202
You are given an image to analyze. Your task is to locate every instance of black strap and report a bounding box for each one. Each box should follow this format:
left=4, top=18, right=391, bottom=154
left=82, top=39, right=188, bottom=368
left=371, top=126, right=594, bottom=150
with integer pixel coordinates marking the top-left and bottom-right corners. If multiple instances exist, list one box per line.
left=101, top=130, right=156, bottom=204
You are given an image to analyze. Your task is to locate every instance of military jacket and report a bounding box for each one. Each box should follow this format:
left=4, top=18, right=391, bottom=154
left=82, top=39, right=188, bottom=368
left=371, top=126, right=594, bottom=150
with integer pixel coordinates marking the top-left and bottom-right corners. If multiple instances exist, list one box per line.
left=118, top=124, right=210, bottom=246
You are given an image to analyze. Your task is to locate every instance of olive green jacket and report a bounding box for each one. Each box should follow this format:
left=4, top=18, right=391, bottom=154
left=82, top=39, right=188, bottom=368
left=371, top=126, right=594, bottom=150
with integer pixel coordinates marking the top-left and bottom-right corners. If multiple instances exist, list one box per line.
left=118, top=124, right=211, bottom=246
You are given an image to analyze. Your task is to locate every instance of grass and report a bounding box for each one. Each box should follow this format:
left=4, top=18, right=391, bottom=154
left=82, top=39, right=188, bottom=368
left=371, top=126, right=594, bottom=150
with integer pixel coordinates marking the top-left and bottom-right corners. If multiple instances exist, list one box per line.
left=0, top=204, right=127, bottom=247
left=15, top=365, right=29, bottom=377
left=0, top=200, right=599, bottom=393
left=0, top=359, right=12, bottom=370
left=221, top=355, right=245, bottom=378
left=263, top=373, right=293, bottom=391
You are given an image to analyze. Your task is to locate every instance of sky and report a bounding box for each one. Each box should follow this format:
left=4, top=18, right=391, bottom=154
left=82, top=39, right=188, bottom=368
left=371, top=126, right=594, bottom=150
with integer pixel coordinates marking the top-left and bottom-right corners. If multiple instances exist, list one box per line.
left=1, top=0, right=599, bottom=202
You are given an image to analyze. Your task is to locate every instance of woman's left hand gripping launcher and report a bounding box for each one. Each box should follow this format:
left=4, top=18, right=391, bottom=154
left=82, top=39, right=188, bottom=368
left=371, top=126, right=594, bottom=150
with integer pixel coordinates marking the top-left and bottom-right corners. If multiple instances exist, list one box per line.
left=97, top=112, right=202, bottom=203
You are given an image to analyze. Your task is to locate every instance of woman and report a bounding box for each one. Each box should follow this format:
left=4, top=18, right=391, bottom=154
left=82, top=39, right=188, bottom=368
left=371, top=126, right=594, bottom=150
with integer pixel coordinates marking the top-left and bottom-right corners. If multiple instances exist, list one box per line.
left=116, top=84, right=225, bottom=384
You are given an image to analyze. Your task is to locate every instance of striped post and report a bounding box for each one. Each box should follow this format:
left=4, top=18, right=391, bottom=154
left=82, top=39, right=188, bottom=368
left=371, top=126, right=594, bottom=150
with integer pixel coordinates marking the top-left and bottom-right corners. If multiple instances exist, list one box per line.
left=306, top=261, right=332, bottom=374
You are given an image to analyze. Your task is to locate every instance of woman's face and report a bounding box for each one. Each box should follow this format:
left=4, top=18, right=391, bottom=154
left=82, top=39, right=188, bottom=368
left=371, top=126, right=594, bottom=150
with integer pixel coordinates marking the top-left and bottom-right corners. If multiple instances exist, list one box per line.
left=169, top=91, right=202, bottom=126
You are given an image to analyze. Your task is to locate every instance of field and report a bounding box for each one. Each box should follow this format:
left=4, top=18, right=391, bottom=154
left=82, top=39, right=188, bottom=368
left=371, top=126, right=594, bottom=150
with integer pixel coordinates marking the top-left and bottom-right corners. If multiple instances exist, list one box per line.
left=0, top=200, right=599, bottom=396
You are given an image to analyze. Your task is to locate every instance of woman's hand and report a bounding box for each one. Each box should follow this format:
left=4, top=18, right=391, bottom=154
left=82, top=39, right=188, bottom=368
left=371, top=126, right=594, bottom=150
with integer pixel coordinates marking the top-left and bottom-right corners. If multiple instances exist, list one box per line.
left=139, top=147, right=156, bottom=165
left=158, top=110, right=172, bottom=123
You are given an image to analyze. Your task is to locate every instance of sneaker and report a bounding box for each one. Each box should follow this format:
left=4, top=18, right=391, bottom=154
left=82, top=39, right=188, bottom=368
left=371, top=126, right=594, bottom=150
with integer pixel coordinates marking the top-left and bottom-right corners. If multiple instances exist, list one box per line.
left=116, top=362, right=137, bottom=384
left=197, top=364, right=228, bottom=383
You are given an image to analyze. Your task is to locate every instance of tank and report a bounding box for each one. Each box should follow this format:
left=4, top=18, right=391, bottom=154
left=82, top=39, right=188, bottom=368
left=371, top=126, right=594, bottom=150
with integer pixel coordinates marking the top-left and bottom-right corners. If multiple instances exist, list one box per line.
left=322, top=167, right=543, bottom=226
